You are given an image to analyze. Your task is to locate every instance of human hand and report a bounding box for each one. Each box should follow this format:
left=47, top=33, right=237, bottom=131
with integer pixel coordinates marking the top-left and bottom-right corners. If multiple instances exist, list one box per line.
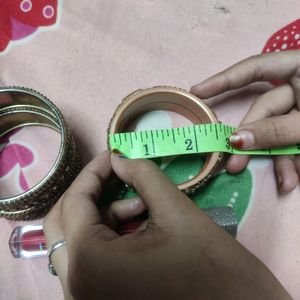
left=191, top=50, right=300, bottom=194
left=43, top=150, right=290, bottom=300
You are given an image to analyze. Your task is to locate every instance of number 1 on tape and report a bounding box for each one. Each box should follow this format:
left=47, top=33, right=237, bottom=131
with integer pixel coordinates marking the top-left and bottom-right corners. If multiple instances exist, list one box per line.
left=109, top=124, right=300, bottom=159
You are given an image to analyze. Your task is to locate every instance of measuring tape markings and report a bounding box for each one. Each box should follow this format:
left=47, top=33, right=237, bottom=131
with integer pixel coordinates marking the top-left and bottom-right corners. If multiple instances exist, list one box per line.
left=109, top=124, right=300, bottom=159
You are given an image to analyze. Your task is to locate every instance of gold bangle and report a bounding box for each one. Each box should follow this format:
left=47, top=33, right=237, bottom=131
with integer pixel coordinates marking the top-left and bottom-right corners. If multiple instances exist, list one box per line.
left=0, top=87, right=81, bottom=220
left=107, top=86, right=223, bottom=194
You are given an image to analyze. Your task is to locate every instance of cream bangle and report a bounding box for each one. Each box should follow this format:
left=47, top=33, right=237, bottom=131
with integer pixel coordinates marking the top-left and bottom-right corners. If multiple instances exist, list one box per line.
left=107, top=86, right=222, bottom=194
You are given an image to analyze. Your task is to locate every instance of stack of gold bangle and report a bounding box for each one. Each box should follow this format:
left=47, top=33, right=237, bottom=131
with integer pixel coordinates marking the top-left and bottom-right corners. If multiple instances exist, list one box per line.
left=0, top=87, right=80, bottom=220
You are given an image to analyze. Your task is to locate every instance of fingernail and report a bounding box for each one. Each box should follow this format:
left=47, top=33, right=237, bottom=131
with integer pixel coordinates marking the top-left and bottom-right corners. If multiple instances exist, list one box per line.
left=111, top=149, right=127, bottom=158
left=137, top=220, right=148, bottom=231
left=125, top=198, right=142, bottom=211
left=117, top=198, right=141, bottom=213
left=229, top=130, right=255, bottom=149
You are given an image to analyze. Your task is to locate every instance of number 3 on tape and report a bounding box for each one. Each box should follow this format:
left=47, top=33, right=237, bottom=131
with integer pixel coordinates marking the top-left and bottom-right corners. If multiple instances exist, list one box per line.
left=109, top=124, right=300, bottom=159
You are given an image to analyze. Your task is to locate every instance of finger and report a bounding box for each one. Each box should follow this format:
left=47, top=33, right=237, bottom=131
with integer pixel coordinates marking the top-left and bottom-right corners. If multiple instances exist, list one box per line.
left=272, top=109, right=299, bottom=193
left=228, top=112, right=300, bottom=150
left=294, top=155, right=300, bottom=178
left=274, top=155, right=299, bottom=194
left=190, top=50, right=300, bottom=98
left=227, top=84, right=295, bottom=172
left=241, top=84, right=295, bottom=122
left=43, top=198, right=72, bottom=299
left=61, top=151, right=118, bottom=247
left=110, top=152, right=196, bottom=221
left=226, top=155, right=250, bottom=174
left=290, top=68, right=300, bottom=109
left=101, top=198, right=146, bottom=229
left=290, top=108, right=300, bottom=179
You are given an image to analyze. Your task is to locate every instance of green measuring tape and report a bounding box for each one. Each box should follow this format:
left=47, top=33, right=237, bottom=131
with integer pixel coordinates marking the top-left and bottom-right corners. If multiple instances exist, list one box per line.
left=109, top=123, right=300, bottom=159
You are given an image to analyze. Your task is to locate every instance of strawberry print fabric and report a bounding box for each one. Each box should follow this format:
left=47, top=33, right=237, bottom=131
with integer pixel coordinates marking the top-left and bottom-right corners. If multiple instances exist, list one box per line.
left=0, top=127, right=60, bottom=198
left=0, top=1, right=299, bottom=299
left=262, top=19, right=300, bottom=86
left=262, top=19, right=300, bottom=54
left=0, top=0, right=61, bottom=53
left=0, top=129, right=33, bottom=196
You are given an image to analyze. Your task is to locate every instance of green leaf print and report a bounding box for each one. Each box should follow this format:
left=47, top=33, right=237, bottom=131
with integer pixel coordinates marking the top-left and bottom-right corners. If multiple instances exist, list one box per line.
left=191, top=169, right=252, bottom=223
left=120, top=155, right=252, bottom=224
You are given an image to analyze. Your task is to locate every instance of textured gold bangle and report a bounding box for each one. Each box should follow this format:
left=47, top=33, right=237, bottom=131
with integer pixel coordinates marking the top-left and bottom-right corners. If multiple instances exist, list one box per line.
left=107, top=86, right=223, bottom=194
left=0, top=87, right=81, bottom=220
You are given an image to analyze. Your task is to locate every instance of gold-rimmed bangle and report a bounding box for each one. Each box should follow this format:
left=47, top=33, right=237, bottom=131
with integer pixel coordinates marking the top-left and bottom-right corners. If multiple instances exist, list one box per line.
left=107, top=86, right=223, bottom=194
left=0, top=87, right=81, bottom=220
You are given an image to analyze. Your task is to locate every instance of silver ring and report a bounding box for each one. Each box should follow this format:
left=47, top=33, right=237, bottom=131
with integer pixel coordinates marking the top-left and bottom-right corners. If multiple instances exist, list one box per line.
left=47, top=239, right=67, bottom=276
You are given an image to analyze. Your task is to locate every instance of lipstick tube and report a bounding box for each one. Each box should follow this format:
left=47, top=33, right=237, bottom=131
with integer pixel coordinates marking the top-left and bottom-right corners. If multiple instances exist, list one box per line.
left=9, top=206, right=237, bottom=259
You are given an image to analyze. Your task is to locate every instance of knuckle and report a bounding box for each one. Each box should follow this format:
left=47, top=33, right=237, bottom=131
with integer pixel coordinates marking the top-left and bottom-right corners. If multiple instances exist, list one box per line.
left=129, top=159, right=161, bottom=187
left=245, top=54, right=261, bottom=67
left=84, top=167, right=107, bottom=186
left=291, top=65, right=300, bottom=88
left=251, top=97, right=272, bottom=118
left=246, top=55, right=263, bottom=80
left=220, top=71, right=231, bottom=91
left=130, top=158, right=159, bottom=174
left=253, top=66, right=263, bottom=82
left=267, top=119, right=287, bottom=145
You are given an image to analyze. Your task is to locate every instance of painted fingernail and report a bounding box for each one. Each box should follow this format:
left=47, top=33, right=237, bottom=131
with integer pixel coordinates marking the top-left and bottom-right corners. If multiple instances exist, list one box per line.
left=229, top=130, right=255, bottom=149
left=111, top=149, right=127, bottom=158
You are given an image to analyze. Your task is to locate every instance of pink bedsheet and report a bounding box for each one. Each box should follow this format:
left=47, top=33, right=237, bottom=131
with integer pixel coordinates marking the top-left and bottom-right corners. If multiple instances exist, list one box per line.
left=0, top=1, right=299, bottom=299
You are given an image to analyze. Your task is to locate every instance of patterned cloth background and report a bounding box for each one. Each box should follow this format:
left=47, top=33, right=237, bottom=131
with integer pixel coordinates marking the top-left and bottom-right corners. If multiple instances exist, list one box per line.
left=0, top=1, right=300, bottom=299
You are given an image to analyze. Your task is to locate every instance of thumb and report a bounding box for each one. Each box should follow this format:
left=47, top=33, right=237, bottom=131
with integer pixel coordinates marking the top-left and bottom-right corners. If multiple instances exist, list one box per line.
left=110, top=151, right=195, bottom=221
left=229, top=112, right=300, bottom=150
